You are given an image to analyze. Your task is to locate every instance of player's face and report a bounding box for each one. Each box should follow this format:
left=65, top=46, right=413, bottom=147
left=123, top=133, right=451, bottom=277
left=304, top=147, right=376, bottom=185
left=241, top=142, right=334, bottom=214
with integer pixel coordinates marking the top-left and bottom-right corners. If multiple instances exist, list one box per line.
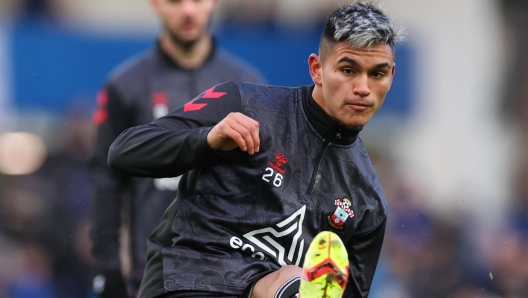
left=151, top=0, right=216, bottom=45
left=309, top=42, right=395, bottom=128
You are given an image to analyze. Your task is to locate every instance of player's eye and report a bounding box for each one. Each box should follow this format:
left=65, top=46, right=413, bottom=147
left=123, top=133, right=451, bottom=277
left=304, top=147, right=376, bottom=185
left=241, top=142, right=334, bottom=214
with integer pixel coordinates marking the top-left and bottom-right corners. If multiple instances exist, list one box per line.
left=342, top=68, right=354, bottom=75
left=371, top=72, right=386, bottom=78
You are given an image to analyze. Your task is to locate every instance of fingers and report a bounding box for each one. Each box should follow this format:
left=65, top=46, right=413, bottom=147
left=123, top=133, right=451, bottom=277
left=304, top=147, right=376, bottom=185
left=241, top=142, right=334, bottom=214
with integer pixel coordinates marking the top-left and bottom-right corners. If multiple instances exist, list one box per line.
left=228, top=121, right=254, bottom=153
left=228, top=113, right=260, bottom=154
left=207, top=113, right=260, bottom=154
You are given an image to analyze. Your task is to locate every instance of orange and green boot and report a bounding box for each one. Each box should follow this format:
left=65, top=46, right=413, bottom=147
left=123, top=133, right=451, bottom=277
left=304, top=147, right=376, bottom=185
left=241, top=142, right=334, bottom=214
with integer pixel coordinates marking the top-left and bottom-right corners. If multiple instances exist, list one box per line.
left=298, top=231, right=349, bottom=298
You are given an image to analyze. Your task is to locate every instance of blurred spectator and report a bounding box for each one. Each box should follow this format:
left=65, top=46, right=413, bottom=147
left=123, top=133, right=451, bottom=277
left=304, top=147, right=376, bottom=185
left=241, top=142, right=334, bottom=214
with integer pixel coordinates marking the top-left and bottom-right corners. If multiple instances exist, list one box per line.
left=0, top=173, right=92, bottom=298
left=37, top=113, right=95, bottom=297
left=487, top=165, right=528, bottom=297
left=7, top=243, right=55, bottom=298
left=0, top=232, right=26, bottom=297
left=490, top=230, right=528, bottom=297
left=0, top=106, right=96, bottom=297
left=368, top=145, right=499, bottom=298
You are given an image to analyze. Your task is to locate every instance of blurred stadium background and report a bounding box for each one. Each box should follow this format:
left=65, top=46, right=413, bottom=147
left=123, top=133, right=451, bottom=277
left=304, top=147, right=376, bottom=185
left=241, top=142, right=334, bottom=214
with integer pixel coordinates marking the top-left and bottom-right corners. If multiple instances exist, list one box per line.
left=0, top=0, right=527, bottom=297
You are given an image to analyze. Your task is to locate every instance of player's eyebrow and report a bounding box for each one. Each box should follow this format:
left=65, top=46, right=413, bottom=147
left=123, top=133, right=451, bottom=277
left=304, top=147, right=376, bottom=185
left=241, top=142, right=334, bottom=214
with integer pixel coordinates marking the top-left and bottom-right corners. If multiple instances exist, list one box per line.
left=371, top=62, right=391, bottom=70
left=337, top=57, right=391, bottom=70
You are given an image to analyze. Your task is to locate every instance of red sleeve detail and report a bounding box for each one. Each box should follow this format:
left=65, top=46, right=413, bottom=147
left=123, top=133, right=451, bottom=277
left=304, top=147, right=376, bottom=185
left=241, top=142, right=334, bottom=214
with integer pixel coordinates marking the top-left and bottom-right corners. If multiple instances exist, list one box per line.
left=93, top=91, right=108, bottom=125
left=183, top=86, right=227, bottom=112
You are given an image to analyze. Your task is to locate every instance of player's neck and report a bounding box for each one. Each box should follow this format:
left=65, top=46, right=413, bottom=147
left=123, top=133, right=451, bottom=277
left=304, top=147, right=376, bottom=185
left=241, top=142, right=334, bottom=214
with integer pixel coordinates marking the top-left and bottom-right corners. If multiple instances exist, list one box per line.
left=160, top=33, right=212, bottom=69
left=311, top=85, right=327, bottom=113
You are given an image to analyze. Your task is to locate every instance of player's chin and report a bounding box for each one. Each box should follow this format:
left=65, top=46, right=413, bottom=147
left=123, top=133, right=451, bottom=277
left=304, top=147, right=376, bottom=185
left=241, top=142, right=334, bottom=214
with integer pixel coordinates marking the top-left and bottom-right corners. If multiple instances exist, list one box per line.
left=174, top=26, right=201, bottom=39
left=342, top=115, right=371, bottom=128
left=178, top=32, right=200, bottom=43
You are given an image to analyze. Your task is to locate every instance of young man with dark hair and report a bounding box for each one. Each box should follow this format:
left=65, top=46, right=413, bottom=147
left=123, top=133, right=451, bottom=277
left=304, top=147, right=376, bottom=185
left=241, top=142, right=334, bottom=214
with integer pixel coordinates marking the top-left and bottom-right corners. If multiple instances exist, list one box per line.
left=108, top=2, right=404, bottom=298
left=89, top=0, right=263, bottom=297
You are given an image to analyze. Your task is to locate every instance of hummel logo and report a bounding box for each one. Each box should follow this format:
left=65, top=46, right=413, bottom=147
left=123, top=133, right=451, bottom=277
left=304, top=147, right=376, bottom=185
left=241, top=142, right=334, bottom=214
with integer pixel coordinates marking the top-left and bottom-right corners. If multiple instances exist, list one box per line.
left=243, top=206, right=306, bottom=266
left=268, top=152, right=288, bottom=175
left=183, top=86, right=227, bottom=112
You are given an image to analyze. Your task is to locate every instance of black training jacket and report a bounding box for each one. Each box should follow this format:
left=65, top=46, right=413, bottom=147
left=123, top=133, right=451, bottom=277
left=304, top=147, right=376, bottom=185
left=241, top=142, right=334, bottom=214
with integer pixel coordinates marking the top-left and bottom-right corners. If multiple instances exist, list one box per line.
left=89, top=42, right=263, bottom=288
left=108, top=82, right=388, bottom=298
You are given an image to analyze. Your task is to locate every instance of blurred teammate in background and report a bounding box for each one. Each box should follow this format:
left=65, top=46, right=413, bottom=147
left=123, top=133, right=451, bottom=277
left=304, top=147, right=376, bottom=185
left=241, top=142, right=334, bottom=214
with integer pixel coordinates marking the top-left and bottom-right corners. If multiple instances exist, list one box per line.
left=89, top=0, right=263, bottom=297
left=108, top=2, right=404, bottom=298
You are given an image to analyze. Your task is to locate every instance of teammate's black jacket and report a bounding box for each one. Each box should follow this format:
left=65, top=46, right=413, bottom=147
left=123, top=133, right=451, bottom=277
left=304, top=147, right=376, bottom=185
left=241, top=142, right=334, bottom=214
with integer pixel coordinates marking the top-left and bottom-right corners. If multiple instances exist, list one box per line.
left=89, top=42, right=263, bottom=288
left=108, top=82, right=388, bottom=298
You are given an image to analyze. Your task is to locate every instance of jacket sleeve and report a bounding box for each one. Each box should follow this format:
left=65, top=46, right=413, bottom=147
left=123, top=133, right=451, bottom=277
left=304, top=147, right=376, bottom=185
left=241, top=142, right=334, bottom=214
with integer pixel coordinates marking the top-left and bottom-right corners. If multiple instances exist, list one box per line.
left=89, top=83, right=131, bottom=271
left=344, top=218, right=387, bottom=298
left=108, top=81, right=241, bottom=178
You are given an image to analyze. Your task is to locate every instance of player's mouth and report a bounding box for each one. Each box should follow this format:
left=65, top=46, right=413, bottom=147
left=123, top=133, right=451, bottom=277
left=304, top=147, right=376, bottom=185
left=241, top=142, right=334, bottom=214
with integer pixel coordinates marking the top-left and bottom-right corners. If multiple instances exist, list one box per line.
left=180, top=19, right=197, bottom=31
left=181, top=24, right=196, bottom=32
left=346, top=102, right=371, bottom=112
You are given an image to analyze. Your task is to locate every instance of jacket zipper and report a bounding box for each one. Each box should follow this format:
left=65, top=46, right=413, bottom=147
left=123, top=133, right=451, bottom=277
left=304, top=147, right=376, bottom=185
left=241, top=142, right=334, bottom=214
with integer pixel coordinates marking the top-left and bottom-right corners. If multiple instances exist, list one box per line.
left=306, top=138, right=331, bottom=195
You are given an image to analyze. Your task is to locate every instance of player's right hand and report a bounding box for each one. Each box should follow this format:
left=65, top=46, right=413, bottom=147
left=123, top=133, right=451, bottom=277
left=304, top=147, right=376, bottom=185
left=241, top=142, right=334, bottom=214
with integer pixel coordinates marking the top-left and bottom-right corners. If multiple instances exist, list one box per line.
left=92, top=270, right=130, bottom=298
left=207, top=112, right=260, bottom=155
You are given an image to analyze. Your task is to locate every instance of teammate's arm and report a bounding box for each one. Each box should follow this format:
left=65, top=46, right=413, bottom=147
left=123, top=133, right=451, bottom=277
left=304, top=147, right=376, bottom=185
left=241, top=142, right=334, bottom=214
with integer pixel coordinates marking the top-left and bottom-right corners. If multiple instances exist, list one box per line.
left=344, top=218, right=387, bottom=297
left=89, top=83, right=131, bottom=298
left=108, top=81, right=257, bottom=178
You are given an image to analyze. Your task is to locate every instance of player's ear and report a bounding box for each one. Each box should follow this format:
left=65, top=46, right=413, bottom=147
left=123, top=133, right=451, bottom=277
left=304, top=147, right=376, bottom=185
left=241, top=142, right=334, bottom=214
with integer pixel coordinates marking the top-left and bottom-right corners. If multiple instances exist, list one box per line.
left=308, top=54, right=322, bottom=85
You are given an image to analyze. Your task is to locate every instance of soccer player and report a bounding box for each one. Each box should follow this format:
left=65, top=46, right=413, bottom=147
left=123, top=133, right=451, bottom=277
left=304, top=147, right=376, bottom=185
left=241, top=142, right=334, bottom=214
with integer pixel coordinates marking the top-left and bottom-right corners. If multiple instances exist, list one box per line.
left=89, top=0, right=263, bottom=297
left=108, top=2, right=404, bottom=298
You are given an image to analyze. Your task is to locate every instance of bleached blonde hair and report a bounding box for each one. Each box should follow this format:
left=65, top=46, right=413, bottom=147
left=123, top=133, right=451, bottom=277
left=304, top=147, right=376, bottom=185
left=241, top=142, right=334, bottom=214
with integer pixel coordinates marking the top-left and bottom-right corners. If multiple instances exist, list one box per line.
left=320, top=1, right=405, bottom=56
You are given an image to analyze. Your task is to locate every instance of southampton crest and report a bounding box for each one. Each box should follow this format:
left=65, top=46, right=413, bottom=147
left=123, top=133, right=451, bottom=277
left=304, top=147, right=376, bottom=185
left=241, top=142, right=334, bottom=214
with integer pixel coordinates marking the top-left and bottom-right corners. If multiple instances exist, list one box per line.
left=327, top=197, right=355, bottom=230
